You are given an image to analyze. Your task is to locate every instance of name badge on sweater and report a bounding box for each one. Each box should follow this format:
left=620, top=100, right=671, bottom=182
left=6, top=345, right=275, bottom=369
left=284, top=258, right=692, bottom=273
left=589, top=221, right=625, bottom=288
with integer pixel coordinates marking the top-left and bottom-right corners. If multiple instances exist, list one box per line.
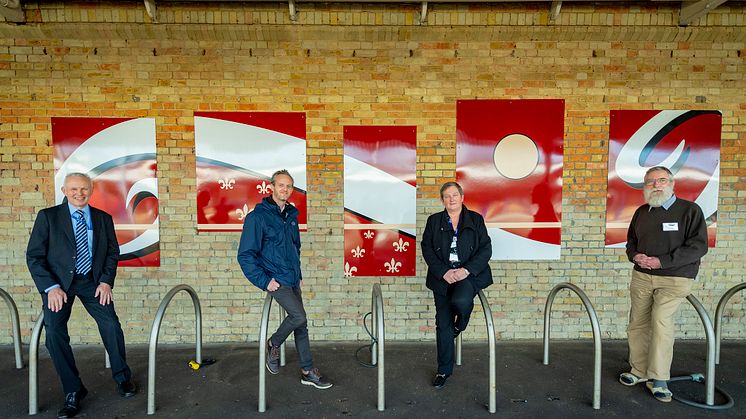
left=662, top=222, right=679, bottom=231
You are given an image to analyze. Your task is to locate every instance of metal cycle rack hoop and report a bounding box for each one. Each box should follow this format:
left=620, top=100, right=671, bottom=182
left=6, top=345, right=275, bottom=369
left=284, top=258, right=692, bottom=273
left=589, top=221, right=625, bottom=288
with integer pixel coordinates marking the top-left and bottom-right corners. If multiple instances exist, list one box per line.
left=682, top=294, right=716, bottom=406
left=0, top=287, right=23, bottom=369
left=28, top=311, right=110, bottom=415
left=714, top=282, right=746, bottom=365
left=668, top=294, right=734, bottom=410
left=370, top=283, right=385, bottom=411
left=454, top=289, right=497, bottom=414
left=147, top=284, right=202, bottom=415
left=257, top=293, right=287, bottom=413
left=28, top=312, right=45, bottom=415
left=542, top=282, right=602, bottom=410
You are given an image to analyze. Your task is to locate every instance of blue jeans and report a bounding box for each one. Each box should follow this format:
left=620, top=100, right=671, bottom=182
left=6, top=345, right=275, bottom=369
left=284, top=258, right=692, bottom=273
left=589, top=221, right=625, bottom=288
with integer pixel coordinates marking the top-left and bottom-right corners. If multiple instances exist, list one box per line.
left=269, top=286, right=313, bottom=371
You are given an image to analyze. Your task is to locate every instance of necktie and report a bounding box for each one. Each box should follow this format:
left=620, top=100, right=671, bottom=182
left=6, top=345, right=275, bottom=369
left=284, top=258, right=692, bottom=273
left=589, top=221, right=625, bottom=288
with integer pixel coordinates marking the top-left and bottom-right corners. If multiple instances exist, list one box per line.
left=74, top=210, right=91, bottom=275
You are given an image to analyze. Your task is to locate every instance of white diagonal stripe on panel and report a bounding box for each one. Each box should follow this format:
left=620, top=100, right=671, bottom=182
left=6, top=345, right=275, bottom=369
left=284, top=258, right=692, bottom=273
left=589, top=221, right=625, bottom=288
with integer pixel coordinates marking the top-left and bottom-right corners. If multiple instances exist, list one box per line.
left=194, top=116, right=306, bottom=191
left=488, top=227, right=560, bottom=260
left=344, top=155, right=415, bottom=236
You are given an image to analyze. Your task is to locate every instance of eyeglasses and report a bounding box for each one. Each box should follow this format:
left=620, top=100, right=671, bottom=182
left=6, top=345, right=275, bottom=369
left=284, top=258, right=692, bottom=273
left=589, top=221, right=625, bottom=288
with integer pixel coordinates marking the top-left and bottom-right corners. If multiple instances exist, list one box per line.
left=644, top=177, right=670, bottom=186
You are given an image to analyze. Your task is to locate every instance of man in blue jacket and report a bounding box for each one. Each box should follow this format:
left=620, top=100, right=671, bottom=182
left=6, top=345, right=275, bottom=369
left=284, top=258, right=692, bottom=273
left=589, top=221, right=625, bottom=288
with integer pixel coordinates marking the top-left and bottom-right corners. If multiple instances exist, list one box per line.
left=237, top=169, right=332, bottom=389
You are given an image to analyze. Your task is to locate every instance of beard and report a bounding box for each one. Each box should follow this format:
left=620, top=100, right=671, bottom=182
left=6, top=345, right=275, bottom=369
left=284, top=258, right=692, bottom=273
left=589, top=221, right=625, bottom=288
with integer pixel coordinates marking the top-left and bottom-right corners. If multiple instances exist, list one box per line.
left=644, top=184, right=674, bottom=207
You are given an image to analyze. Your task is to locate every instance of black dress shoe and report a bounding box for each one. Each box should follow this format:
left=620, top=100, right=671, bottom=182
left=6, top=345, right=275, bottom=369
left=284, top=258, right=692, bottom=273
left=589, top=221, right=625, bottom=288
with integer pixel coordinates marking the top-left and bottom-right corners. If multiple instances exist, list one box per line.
left=117, top=379, right=137, bottom=398
left=432, top=373, right=450, bottom=389
left=57, top=386, right=88, bottom=419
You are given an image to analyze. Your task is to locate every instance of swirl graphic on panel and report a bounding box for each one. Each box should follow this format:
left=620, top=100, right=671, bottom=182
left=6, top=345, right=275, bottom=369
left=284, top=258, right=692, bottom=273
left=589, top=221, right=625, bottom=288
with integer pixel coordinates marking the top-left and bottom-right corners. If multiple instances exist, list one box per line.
left=606, top=110, right=721, bottom=247
left=52, top=117, right=160, bottom=266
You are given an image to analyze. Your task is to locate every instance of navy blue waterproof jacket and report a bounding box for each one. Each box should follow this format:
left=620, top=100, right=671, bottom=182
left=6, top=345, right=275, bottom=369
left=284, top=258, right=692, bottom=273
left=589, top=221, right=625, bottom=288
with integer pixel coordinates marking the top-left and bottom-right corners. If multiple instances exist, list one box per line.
left=237, top=196, right=302, bottom=291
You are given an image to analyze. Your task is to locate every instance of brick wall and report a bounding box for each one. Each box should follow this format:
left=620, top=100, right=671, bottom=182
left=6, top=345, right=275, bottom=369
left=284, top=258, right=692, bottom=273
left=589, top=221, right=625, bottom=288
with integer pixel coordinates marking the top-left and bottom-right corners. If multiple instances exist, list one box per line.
left=1, top=2, right=744, bottom=345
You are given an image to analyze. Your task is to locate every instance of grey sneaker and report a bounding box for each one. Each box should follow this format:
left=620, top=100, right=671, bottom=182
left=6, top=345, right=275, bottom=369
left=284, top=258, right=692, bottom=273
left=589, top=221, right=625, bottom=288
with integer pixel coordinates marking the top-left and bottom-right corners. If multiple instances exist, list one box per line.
left=300, top=367, right=333, bottom=389
left=266, top=340, right=280, bottom=375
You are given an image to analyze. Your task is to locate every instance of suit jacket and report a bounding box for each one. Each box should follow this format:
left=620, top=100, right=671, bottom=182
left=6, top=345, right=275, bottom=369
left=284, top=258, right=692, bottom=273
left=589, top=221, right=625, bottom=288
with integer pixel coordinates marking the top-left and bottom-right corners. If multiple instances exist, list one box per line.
left=421, top=205, right=493, bottom=296
left=27, top=203, right=120, bottom=294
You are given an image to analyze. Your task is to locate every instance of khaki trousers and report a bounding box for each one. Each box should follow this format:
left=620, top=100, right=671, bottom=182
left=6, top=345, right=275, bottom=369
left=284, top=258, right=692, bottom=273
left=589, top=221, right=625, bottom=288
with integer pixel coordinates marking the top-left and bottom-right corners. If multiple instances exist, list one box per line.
left=627, top=270, right=692, bottom=381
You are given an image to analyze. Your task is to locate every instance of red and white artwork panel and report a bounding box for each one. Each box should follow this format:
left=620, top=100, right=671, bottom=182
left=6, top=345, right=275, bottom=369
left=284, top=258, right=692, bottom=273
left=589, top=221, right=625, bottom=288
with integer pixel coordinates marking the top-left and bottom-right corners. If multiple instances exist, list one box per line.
left=52, top=117, right=160, bottom=267
left=194, top=112, right=307, bottom=232
left=343, top=126, right=417, bottom=277
left=606, top=110, right=721, bottom=248
left=456, top=99, right=564, bottom=260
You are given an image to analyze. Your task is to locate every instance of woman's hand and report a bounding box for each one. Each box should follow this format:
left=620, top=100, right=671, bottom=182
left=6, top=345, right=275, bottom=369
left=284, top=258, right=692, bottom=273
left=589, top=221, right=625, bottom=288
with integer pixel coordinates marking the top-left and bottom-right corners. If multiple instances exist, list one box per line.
left=443, top=269, right=458, bottom=284
left=443, top=268, right=469, bottom=284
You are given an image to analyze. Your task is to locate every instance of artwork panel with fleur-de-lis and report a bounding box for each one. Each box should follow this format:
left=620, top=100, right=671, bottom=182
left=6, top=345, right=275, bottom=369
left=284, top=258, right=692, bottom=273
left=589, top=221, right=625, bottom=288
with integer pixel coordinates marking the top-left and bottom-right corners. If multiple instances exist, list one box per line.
left=194, top=111, right=307, bottom=232
left=343, top=125, right=416, bottom=276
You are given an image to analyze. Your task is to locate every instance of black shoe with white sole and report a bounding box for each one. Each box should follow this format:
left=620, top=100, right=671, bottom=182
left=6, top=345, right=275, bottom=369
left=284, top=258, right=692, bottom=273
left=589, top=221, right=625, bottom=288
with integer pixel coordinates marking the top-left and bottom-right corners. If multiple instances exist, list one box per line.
left=301, top=368, right=333, bottom=389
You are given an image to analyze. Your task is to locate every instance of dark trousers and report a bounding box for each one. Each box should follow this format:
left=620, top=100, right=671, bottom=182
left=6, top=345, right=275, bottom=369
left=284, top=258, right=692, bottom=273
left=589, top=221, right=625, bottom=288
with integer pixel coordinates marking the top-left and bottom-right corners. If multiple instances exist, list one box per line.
left=433, top=279, right=478, bottom=375
left=41, top=274, right=132, bottom=394
left=269, top=286, right=313, bottom=371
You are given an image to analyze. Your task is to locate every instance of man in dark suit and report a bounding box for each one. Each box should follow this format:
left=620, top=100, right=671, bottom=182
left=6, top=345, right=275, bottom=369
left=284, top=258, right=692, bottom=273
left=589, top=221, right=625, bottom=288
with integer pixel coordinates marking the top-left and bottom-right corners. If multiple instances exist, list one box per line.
left=27, top=172, right=136, bottom=419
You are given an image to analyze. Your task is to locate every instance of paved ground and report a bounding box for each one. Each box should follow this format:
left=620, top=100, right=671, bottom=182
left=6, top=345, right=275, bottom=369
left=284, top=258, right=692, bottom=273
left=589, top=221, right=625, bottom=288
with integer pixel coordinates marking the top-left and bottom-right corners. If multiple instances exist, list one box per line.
left=1, top=340, right=744, bottom=418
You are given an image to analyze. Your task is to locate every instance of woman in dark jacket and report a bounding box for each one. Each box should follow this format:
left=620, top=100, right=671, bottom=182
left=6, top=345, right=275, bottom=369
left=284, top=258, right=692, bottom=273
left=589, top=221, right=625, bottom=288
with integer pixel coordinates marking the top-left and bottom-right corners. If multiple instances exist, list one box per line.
left=421, top=181, right=493, bottom=388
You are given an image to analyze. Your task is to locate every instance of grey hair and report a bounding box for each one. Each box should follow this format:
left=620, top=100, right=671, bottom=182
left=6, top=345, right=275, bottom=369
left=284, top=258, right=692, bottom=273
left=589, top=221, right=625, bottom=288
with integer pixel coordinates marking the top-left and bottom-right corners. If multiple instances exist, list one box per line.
left=270, top=169, right=294, bottom=185
left=64, top=172, right=92, bottom=184
left=645, top=166, right=673, bottom=179
left=439, top=181, right=463, bottom=199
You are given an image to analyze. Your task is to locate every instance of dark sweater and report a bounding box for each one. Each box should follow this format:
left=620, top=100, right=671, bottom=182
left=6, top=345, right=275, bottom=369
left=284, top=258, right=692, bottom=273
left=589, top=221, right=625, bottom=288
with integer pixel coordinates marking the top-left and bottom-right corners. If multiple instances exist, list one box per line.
left=626, top=197, right=708, bottom=279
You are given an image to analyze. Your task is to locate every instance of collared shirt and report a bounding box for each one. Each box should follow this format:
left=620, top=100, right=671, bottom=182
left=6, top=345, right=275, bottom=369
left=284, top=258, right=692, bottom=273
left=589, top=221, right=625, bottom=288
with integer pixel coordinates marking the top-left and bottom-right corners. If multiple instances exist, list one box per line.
left=46, top=204, right=93, bottom=294
left=649, top=195, right=677, bottom=212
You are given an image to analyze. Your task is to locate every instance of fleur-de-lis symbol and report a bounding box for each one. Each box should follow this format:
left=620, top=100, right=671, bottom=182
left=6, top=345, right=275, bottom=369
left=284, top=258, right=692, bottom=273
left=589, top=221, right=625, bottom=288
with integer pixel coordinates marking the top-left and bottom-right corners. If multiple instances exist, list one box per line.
left=236, top=204, right=252, bottom=220
left=384, top=258, right=402, bottom=273
left=344, top=261, right=358, bottom=277
left=351, top=246, right=365, bottom=258
left=363, top=230, right=374, bottom=239
left=393, top=238, right=409, bottom=252
left=218, top=178, right=235, bottom=190
left=256, top=181, right=272, bottom=194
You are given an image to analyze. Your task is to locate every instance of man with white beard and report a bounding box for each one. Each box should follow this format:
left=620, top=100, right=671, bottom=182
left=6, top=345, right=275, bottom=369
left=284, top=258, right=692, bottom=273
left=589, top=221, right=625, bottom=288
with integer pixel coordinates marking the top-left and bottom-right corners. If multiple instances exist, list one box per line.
left=618, top=166, right=708, bottom=402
